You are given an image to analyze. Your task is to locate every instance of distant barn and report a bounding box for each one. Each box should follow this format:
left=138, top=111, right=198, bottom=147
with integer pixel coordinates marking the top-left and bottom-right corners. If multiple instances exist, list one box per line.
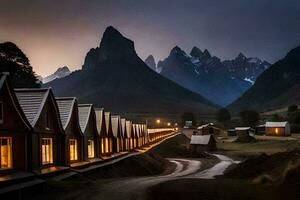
left=197, top=123, right=220, bottom=135
left=265, top=122, right=291, bottom=136
left=190, top=135, right=217, bottom=152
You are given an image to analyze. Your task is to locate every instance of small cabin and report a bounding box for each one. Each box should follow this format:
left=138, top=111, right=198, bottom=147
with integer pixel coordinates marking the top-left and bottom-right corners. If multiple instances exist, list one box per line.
left=56, top=97, right=84, bottom=166
left=190, top=135, right=217, bottom=152
left=126, top=120, right=134, bottom=150
left=0, top=73, right=32, bottom=172
left=15, top=88, right=65, bottom=172
left=111, top=115, right=123, bottom=153
left=78, top=104, right=98, bottom=161
left=197, top=123, right=220, bottom=135
left=95, top=108, right=108, bottom=157
left=132, top=124, right=138, bottom=148
left=121, top=118, right=129, bottom=151
left=265, top=122, right=291, bottom=136
left=104, top=112, right=114, bottom=155
left=235, top=127, right=255, bottom=142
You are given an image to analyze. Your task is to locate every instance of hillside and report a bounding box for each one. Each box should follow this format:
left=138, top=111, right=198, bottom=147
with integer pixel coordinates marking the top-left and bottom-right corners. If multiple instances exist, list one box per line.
left=46, top=26, right=217, bottom=118
left=228, top=46, right=300, bottom=112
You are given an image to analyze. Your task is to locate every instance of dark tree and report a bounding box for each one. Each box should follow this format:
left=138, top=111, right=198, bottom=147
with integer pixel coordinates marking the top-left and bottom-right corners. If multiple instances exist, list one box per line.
left=270, top=113, right=284, bottom=122
left=239, top=110, right=260, bottom=127
left=0, top=42, right=40, bottom=88
left=216, top=108, right=231, bottom=125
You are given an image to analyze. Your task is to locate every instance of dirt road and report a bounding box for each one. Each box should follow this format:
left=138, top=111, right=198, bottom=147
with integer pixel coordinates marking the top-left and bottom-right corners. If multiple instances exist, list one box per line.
left=87, top=154, right=235, bottom=200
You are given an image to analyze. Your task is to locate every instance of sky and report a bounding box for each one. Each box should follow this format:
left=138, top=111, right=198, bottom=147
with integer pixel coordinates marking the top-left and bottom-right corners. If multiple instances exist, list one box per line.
left=0, top=0, right=299, bottom=77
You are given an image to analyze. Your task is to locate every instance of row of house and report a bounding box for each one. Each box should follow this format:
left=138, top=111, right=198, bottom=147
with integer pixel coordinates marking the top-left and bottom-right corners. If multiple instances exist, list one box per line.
left=0, top=73, right=173, bottom=178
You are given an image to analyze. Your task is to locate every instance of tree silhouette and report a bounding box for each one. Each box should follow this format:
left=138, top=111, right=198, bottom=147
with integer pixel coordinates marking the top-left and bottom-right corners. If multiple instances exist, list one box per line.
left=0, top=42, right=40, bottom=88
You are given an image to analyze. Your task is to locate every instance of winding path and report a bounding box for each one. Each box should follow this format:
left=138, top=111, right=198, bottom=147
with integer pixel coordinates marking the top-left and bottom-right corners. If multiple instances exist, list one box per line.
left=90, top=154, right=237, bottom=200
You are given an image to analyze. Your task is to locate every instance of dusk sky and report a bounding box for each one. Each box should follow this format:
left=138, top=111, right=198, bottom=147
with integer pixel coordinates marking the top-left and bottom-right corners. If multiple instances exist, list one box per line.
left=0, top=0, right=299, bottom=76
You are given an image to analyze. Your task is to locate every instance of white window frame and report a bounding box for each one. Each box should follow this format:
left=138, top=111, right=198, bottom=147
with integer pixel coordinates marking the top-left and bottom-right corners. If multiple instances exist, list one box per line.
left=41, top=138, right=53, bottom=165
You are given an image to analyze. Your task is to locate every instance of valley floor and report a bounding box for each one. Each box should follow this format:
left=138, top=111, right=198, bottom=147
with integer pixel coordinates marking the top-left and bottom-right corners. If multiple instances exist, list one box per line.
left=28, top=132, right=300, bottom=200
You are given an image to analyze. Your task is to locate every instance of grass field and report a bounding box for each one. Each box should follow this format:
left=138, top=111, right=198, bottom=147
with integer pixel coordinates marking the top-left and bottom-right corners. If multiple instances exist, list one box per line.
left=216, top=135, right=300, bottom=160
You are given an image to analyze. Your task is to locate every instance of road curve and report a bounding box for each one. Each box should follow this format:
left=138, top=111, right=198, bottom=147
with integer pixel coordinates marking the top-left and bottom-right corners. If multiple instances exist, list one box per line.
left=87, top=155, right=238, bottom=200
left=91, top=158, right=202, bottom=200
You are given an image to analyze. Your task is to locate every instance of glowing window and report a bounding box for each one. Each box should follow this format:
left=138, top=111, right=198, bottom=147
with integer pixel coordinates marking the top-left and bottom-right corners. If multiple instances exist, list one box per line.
left=275, top=128, right=279, bottom=134
left=69, top=139, right=78, bottom=161
left=42, top=138, right=53, bottom=165
left=0, top=137, right=12, bottom=169
left=88, top=140, right=94, bottom=158
left=101, top=138, right=105, bottom=154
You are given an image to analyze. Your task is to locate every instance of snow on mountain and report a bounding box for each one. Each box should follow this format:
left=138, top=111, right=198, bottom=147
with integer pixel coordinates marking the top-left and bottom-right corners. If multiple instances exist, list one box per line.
left=43, top=66, right=71, bottom=83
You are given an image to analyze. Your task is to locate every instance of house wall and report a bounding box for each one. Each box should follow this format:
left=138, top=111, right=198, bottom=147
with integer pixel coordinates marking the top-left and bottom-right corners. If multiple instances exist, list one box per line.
left=83, top=114, right=98, bottom=160
left=64, top=109, right=83, bottom=165
left=0, top=85, right=30, bottom=171
left=32, top=98, right=63, bottom=170
left=266, top=127, right=286, bottom=136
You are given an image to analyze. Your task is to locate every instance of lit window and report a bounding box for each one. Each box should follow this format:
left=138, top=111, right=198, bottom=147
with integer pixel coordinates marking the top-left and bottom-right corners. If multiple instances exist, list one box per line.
left=101, top=138, right=105, bottom=154
left=0, top=137, right=12, bottom=169
left=88, top=140, right=94, bottom=158
left=42, top=138, right=53, bottom=165
left=0, top=102, right=3, bottom=124
left=275, top=128, right=279, bottom=134
left=69, top=139, right=78, bottom=161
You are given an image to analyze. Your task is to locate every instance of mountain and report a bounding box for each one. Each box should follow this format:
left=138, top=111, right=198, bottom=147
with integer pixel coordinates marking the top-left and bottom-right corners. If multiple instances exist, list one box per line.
left=43, top=66, right=71, bottom=83
left=144, top=55, right=156, bottom=71
left=228, top=46, right=300, bottom=112
left=46, top=26, right=217, bottom=118
left=157, top=46, right=270, bottom=106
left=0, top=42, right=40, bottom=88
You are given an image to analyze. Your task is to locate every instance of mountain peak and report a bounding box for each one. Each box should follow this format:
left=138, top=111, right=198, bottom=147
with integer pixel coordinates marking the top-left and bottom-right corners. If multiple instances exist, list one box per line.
left=190, top=46, right=203, bottom=58
left=145, top=55, right=156, bottom=71
left=236, top=52, right=247, bottom=60
left=83, top=26, right=137, bottom=70
left=170, top=46, right=186, bottom=56
left=203, top=49, right=211, bottom=58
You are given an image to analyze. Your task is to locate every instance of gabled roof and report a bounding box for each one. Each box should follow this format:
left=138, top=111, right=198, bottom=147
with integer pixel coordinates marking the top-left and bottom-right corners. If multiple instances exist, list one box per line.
left=56, top=97, right=76, bottom=130
left=95, top=108, right=105, bottom=135
left=265, top=121, right=289, bottom=128
left=126, top=120, right=132, bottom=138
left=0, top=73, right=31, bottom=130
left=78, top=104, right=93, bottom=133
left=104, top=112, right=111, bottom=134
left=235, top=127, right=252, bottom=131
left=15, top=88, right=50, bottom=127
left=190, top=135, right=215, bottom=145
left=121, top=118, right=127, bottom=138
left=111, top=115, right=121, bottom=138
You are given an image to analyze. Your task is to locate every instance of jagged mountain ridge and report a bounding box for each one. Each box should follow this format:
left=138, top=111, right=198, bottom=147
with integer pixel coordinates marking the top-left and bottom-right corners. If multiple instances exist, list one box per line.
left=46, top=26, right=218, bottom=117
left=228, top=46, right=300, bottom=112
left=157, top=46, right=271, bottom=106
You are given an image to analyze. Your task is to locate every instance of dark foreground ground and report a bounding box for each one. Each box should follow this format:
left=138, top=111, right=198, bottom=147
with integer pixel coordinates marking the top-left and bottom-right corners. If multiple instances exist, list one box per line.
left=23, top=134, right=300, bottom=200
